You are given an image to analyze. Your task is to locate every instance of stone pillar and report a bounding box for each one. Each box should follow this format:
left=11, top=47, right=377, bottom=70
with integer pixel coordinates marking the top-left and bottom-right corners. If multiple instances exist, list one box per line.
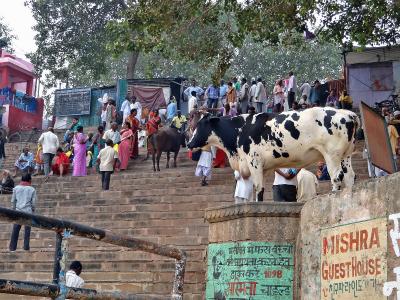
left=205, top=202, right=303, bottom=299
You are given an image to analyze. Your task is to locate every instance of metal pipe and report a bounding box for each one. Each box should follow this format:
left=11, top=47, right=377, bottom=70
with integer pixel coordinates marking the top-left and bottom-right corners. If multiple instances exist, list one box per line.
left=0, top=207, right=186, bottom=299
left=52, top=232, right=63, bottom=284
left=0, top=207, right=185, bottom=260
left=0, top=279, right=169, bottom=300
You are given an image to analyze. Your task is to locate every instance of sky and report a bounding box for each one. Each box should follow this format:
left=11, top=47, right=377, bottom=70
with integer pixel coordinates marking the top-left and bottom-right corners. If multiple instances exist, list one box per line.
left=0, top=0, right=37, bottom=59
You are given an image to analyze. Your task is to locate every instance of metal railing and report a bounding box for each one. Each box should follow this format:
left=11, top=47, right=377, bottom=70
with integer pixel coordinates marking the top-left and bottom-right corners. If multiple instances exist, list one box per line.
left=0, top=206, right=186, bottom=300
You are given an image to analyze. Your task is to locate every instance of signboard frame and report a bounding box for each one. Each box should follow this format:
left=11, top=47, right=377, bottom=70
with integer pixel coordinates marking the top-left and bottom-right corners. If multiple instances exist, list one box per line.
left=54, top=87, right=92, bottom=117
left=360, top=101, right=397, bottom=174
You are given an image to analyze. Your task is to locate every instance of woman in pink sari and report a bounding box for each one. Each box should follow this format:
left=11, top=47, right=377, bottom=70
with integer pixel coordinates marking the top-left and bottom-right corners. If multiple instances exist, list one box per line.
left=72, top=126, right=87, bottom=176
left=118, top=122, right=133, bottom=170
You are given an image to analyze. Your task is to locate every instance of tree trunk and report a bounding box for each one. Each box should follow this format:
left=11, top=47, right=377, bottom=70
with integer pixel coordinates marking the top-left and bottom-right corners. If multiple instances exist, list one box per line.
left=126, top=51, right=139, bottom=79
left=212, top=48, right=233, bottom=85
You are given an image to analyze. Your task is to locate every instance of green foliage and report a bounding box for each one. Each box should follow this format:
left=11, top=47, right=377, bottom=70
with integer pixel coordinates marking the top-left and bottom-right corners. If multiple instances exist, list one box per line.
left=313, top=0, right=400, bottom=46
left=26, top=0, right=127, bottom=89
left=27, top=0, right=400, bottom=90
left=231, top=37, right=342, bottom=90
left=0, top=17, right=16, bottom=52
left=134, top=36, right=342, bottom=88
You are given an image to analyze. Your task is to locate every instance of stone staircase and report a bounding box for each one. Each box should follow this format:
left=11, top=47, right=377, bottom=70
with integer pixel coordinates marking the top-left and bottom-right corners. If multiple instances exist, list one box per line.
left=0, top=140, right=369, bottom=299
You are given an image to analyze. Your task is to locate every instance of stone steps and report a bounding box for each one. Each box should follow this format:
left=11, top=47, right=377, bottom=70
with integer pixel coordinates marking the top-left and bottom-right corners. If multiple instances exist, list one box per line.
left=0, top=140, right=370, bottom=300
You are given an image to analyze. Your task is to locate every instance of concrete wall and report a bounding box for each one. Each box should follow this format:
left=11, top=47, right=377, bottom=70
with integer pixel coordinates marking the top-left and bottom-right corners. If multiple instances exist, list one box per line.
left=205, top=173, right=400, bottom=299
left=205, top=203, right=303, bottom=299
left=300, top=173, right=400, bottom=300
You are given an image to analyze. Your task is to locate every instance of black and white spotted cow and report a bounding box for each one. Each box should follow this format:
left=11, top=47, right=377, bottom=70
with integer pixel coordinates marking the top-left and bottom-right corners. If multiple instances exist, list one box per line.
left=187, top=107, right=359, bottom=202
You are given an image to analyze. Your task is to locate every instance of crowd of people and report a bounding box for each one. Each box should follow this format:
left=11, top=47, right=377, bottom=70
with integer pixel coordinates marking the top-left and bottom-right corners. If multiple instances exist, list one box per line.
left=180, top=74, right=352, bottom=118
left=5, top=73, right=355, bottom=252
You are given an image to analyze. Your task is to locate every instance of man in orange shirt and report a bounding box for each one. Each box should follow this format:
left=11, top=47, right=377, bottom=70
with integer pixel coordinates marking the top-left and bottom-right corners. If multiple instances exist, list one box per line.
left=144, top=110, right=162, bottom=160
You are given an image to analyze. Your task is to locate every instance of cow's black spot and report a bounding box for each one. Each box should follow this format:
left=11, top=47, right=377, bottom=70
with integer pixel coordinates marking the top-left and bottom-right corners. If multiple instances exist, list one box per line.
left=238, top=113, right=276, bottom=154
left=340, top=118, right=346, bottom=124
left=211, top=116, right=244, bottom=155
left=338, top=171, right=344, bottom=181
left=323, top=110, right=336, bottom=135
left=316, top=120, right=322, bottom=126
left=291, top=113, right=300, bottom=121
left=272, top=150, right=281, bottom=158
left=341, top=161, right=348, bottom=173
left=345, top=121, right=355, bottom=142
left=275, top=114, right=289, bottom=124
left=279, top=132, right=283, bottom=138
left=333, top=122, right=338, bottom=129
left=282, top=152, right=289, bottom=158
left=284, top=120, right=300, bottom=140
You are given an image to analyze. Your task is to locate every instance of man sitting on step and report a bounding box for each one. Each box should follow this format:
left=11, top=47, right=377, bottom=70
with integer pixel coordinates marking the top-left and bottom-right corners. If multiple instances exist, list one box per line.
left=66, top=261, right=84, bottom=288
left=13, top=147, right=35, bottom=178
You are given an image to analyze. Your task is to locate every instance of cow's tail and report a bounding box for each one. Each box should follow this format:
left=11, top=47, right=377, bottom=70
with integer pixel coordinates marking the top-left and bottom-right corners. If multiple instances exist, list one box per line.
left=352, top=113, right=360, bottom=143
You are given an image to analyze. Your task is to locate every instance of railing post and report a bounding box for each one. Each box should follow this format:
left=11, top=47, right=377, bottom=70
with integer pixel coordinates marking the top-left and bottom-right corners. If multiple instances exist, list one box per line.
left=55, top=229, right=71, bottom=300
left=171, top=255, right=187, bottom=300
left=52, top=232, right=63, bottom=284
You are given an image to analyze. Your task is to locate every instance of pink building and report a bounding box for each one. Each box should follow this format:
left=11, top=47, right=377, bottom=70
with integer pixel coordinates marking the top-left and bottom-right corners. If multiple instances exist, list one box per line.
left=0, top=49, right=43, bottom=134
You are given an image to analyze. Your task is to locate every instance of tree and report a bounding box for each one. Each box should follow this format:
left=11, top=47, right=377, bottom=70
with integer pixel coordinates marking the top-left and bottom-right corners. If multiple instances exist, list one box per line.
left=230, top=37, right=343, bottom=89
left=310, top=0, right=400, bottom=47
left=28, top=0, right=400, bottom=88
left=26, top=0, right=135, bottom=89
left=107, top=0, right=306, bottom=84
left=108, top=0, right=400, bottom=82
left=0, top=17, right=16, bottom=52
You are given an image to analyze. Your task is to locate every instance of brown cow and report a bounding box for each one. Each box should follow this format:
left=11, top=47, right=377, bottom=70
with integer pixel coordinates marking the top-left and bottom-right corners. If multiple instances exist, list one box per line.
left=149, top=127, right=187, bottom=171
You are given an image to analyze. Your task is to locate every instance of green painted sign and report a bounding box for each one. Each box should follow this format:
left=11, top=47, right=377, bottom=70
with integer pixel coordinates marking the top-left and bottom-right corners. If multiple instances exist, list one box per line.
left=206, top=241, right=294, bottom=299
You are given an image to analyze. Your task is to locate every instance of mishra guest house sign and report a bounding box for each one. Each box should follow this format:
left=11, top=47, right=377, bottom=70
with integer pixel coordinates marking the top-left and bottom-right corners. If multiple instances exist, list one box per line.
left=206, top=241, right=294, bottom=299
left=320, top=218, right=387, bottom=300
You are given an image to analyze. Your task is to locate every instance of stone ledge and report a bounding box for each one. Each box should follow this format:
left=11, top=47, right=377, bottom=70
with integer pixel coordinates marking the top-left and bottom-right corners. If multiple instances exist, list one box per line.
left=205, top=202, right=304, bottom=223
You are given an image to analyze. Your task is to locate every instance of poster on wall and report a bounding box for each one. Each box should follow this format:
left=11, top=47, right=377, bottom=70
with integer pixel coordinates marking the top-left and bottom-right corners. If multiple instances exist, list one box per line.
left=320, top=218, right=387, bottom=300
left=206, top=241, right=294, bottom=299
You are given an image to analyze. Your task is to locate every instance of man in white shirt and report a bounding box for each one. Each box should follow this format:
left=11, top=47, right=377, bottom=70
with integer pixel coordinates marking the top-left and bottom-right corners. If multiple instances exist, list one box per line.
left=66, top=261, right=84, bottom=288
left=103, top=123, right=121, bottom=145
left=287, top=71, right=297, bottom=109
left=272, top=168, right=299, bottom=202
left=184, top=79, right=204, bottom=101
left=130, top=97, right=142, bottom=124
left=120, top=97, right=131, bottom=123
left=299, top=81, right=311, bottom=102
left=38, top=127, right=59, bottom=177
left=188, top=91, right=198, bottom=114
left=254, top=77, right=267, bottom=113
left=97, top=139, right=118, bottom=190
left=296, top=168, right=318, bottom=202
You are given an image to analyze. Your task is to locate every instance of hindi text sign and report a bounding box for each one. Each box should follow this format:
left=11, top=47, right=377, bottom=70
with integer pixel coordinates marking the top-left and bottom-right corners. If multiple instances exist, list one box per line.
left=206, top=241, right=294, bottom=299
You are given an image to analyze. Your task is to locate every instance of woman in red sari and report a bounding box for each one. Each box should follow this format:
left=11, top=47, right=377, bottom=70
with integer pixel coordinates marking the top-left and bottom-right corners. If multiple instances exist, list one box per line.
left=126, top=109, right=140, bottom=159
left=52, top=148, right=70, bottom=177
left=118, top=122, right=133, bottom=170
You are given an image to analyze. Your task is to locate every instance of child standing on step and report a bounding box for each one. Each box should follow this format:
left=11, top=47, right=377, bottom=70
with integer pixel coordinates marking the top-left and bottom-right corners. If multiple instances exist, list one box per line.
left=195, top=144, right=212, bottom=186
left=234, top=170, right=253, bottom=204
